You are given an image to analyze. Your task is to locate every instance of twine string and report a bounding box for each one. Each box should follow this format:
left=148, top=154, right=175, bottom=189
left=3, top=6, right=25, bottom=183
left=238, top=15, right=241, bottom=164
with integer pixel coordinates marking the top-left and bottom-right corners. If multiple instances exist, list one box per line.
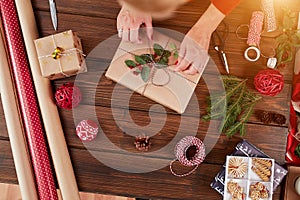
left=169, top=160, right=199, bottom=177
left=119, top=46, right=197, bottom=96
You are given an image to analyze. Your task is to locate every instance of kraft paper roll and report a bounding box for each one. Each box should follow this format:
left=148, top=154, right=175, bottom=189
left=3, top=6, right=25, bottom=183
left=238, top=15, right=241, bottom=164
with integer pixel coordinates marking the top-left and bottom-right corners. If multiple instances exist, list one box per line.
left=14, top=0, right=81, bottom=199
left=0, top=20, right=38, bottom=200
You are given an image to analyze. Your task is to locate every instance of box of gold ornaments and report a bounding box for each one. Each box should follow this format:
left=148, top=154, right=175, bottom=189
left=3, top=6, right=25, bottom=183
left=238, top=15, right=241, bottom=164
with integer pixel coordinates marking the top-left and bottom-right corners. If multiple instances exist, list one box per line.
left=34, top=30, right=86, bottom=80
left=224, top=156, right=274, bottom=200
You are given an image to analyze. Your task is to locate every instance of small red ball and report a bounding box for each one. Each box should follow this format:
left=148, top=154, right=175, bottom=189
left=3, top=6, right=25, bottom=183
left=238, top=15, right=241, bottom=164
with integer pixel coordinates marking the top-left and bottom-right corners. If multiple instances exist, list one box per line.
left=55, top=83, right=82, bottom=109
left=254, top=69, right=284, bottom=96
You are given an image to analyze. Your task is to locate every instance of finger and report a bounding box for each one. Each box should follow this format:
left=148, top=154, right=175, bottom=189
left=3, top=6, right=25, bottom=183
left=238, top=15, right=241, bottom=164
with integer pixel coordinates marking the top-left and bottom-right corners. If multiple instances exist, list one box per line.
left=118, top=28, right=123, bottom=38
left=130, top=27, right=141, bottom=43
left=176, top=45, right=186, bottom=66
left=144, top=18, right=153, bottom=40
left=117, top=18, right=122, bottom=38
left=122, top=27, right=130, bottom=42
left=174, top=58, right=190, bottom=72
left=183, top=65, right=198, bottom=75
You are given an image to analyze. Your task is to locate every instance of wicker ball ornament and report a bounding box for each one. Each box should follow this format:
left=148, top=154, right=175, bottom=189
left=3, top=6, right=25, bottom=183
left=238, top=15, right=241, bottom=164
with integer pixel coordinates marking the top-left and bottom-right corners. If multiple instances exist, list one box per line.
left=55, top=83, right=82, bottom=109
left=254, top=69, right=284, bottom=96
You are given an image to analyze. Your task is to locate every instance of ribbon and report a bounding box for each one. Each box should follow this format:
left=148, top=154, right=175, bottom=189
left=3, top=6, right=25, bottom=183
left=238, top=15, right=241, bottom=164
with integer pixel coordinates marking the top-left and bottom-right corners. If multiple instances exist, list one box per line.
left=170, top=136, right=206, bottom=177
left=38, top=34, right=85, bottom=77
left=0, top=0, right=58, bottom=199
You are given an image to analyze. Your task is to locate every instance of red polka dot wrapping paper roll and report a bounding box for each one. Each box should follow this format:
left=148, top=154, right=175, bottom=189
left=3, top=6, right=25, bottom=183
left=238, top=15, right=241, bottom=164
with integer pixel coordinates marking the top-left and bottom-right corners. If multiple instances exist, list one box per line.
left=0, top=0, right=58, bottom=199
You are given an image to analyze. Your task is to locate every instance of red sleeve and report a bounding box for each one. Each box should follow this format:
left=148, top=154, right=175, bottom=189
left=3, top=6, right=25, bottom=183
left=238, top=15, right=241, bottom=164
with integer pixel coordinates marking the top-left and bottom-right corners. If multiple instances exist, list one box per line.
left=211, top=0, right=241, bottom=15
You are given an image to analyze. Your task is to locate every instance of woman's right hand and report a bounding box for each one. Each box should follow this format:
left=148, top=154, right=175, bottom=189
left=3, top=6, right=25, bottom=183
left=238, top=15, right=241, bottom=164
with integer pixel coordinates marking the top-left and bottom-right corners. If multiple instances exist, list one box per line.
left=117, top=4, right=153, bottom=43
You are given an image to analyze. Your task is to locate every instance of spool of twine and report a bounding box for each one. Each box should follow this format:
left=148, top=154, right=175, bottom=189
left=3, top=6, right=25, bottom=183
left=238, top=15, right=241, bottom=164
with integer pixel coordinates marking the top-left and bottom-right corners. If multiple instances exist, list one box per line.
left=247, top=11, right=264, bottom=47
left=261, top=0, right=277, bottom=32
left=170, top=136, right=206, bottom=177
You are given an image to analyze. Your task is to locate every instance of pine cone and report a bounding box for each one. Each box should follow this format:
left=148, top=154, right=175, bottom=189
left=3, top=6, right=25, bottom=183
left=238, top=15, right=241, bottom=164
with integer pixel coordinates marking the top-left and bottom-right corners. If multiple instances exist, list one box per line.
left=272, top=113, right=286, bottom=125
left=134, top=135, right=151, bottom=151
left=257, top=110, right=272, bottom=124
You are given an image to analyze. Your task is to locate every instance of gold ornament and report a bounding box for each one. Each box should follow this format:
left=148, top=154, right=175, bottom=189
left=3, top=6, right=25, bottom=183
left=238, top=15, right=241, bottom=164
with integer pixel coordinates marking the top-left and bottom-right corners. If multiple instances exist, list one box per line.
left=52, top=47, right=64, bottom=60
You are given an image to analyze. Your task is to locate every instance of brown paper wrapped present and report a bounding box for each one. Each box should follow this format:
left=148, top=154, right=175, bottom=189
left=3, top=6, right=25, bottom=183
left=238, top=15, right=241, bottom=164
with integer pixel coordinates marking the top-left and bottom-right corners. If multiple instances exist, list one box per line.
left=34, top=30, right=86, bottom=80
left=105, top=31, right=208, bottom=114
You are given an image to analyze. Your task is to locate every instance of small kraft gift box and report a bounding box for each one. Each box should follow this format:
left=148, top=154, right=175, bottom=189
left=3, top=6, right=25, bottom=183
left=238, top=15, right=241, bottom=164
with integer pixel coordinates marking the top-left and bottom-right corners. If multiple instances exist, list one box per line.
left=34, top=30, right=86, bottom=80
left=105, top=30, right=209, bottom=114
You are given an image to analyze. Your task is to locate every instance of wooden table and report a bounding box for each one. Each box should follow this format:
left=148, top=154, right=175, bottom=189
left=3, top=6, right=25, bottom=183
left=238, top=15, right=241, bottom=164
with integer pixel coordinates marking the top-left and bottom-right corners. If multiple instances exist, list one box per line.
left=0, top=0, right=298, bottom=199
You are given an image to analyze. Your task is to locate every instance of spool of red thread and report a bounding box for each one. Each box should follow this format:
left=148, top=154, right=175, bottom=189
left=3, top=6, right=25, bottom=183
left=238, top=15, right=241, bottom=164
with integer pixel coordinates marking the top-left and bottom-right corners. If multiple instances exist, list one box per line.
left=254, top=69, right=284, bottom=96
left=55, top=83, right=82, bottom=109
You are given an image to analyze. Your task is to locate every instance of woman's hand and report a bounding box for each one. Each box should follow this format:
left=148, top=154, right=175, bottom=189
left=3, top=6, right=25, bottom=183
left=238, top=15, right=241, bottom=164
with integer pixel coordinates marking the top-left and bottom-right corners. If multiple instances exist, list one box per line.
left=175, top=26, right=211, bottom=75
left=117, top=4, right=153, bottom=43
left=174, top=3, right=225, bottom=75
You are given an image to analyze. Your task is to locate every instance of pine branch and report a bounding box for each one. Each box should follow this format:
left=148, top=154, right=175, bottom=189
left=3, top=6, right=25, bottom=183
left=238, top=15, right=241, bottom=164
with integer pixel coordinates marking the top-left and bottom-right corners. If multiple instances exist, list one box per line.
left=221, top=83, right=245, bottom=132
left=202, top=75, right=261, bottom=138
left=210, top=79, right=247, bottom=113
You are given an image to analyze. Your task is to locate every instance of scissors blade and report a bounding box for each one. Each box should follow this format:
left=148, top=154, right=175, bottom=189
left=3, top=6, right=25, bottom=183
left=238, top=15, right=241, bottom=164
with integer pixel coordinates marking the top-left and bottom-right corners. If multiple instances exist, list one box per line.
left=220, top=51, right=229, bottom=74
left=49, top=0, right=57, bottom=30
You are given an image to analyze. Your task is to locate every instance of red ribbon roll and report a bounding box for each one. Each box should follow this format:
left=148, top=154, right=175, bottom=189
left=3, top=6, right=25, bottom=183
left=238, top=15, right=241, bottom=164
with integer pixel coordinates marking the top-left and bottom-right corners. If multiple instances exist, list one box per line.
left=0, top=0, right=58, bottom=199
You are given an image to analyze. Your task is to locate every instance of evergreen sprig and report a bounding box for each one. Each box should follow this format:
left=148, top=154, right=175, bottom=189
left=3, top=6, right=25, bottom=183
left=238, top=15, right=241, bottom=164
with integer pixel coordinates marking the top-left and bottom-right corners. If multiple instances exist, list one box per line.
left=202, top=75, right=261, bottom=137
left=276, top=8, right=300, bottom=67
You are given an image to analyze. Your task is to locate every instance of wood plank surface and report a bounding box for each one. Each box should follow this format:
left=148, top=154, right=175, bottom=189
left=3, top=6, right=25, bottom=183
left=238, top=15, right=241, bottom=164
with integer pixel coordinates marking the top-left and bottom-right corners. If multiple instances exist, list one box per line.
left=0, top=140, right=282, bottom=200
left=0, top=0, right=297, bottom=199
left=0, top=183, right=134, bottom=200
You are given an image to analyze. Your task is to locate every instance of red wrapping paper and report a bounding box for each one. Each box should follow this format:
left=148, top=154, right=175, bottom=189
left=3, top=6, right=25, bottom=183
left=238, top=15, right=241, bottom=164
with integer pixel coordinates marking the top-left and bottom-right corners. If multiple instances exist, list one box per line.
left=286, top=73, right=300, bottom=165
left=0, top=0, right=58, bottom=199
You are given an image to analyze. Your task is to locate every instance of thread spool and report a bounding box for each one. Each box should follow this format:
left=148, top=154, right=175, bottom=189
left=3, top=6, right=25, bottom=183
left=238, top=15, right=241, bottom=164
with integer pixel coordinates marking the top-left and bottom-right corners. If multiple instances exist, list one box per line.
left=170, top=136, right=206, bottom=177
left=244, top=11, right=264, bottom=62
left=247, top=11, right=264, bottom=47
left=261, top=0, right=277, bottom=32
left=244, top=46, right=261, bottom=62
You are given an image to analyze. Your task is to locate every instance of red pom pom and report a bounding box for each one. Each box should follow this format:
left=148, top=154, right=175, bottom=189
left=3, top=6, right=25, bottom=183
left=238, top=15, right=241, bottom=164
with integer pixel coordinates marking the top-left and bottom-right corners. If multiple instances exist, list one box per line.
left=254, top=69, right=284, bottom=96
left=55, top=83, right=82, bottom=109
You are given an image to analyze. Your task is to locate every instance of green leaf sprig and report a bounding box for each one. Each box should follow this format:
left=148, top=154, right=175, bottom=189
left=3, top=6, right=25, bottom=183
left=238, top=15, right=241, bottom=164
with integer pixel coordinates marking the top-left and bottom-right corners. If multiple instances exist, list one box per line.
left=124, top=43, right=178, bottom=82
left=202, top=75, right=261, bottom=137
left=276, top=9, right=300, bottom=67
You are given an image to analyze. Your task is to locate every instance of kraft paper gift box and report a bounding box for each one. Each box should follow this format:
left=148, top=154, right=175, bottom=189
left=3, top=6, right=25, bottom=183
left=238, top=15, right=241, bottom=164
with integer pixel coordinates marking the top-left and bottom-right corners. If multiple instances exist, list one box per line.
left=105, top=31, right=208, bottom=114
left=34, top=30, right=86, bottom=80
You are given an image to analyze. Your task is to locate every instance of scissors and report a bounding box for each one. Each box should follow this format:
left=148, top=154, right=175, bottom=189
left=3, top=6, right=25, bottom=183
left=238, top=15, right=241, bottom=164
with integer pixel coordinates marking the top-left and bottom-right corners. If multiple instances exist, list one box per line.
left=49, top=0, right=58, bottom=30
left=212, top=21, right=229, bottom=74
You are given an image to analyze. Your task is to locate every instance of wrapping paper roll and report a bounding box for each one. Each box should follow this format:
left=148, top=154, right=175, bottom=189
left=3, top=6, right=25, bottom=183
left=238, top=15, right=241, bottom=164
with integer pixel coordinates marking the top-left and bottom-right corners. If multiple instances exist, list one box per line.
left=0, top=0, right=58, bottom=199
left=0, top=20, right=38, bottom=200
left=14, top=0, right=81, bottom=199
